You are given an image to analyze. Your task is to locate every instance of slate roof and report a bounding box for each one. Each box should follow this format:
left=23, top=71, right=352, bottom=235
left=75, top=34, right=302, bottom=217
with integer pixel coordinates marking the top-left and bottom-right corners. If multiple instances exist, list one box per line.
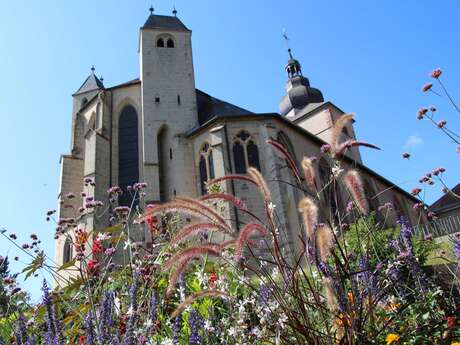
left=430, top=183, right=460, bottom=212
left=142, top=14, right=189, bottom=31
left=74, top=73, right=104, bottom=95
left=196, top=89, right=252, bottom=125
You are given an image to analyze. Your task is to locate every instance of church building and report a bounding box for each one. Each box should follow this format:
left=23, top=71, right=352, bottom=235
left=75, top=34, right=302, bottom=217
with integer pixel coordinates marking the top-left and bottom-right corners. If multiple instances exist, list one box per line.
left=55, top=9, right=422, bottom=272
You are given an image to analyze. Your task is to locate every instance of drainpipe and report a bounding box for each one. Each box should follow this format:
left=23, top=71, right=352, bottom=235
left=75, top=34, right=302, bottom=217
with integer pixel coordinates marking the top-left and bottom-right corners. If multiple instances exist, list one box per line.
left=223, top=124, right=240, bottom=231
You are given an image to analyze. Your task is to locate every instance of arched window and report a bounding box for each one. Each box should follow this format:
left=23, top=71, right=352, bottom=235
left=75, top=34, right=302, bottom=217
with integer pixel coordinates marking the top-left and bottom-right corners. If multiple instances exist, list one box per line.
left=96, top=103, right=102, bottom=130
left=276, top=131, right=298, bottom=170
left=81, top=97, right=88, bottom=108
left=118, top=105, right=139, bottom=206
left=157, top=38, right=165, bottom=47
left=319, top=158, right=340, bottom=222
left=63, top=238, right=73, bottom=264
left=199, top=143, right=215, bottom=194
left=232, top=131, right=260, bottom=173
left=167, top=38, right=175, bottom=48
left=363, top=179, right=379, bottom=213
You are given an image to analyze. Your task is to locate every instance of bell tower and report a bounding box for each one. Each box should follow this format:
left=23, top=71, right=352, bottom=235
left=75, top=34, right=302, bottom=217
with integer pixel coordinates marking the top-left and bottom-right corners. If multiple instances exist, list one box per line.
left=139, top=7, right=198, bottom=202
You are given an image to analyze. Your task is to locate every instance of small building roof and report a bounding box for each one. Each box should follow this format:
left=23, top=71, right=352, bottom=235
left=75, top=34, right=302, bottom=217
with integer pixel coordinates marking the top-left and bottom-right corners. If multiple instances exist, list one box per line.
left=142, top=14, right=189, bottom=31
left=430, top=183, right=460, bottom=213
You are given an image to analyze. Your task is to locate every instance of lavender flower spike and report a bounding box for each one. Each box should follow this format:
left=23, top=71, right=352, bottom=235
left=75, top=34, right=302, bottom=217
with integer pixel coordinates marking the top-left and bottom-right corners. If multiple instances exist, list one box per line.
left=188, top=309, right=204, bottom=345
left=84, top=311, right=96, bottom=345
left=123, top=279, right=138, bottom=345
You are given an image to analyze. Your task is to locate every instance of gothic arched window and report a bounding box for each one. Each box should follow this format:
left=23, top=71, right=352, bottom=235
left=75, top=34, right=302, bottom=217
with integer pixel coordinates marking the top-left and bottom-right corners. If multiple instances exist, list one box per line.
left=167, top=38, right=175, bottom=48
left=319, top=158, right=340, bottom=222
left=118, top=105, right=139, bottom=206
left=157, top=38, right=165, bottom=47
left=276, top=131, right=298, bottom=170
left=199, top=143, right=215, bottom=194
left=232, top=131, right=260, bottom=173
left=63, top=238, right=73, bottom=264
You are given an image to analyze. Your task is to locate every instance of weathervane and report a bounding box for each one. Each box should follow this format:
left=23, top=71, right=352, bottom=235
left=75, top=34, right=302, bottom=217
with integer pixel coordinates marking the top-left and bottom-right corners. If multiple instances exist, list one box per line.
left=282, top=28, right=294, bottom=59
left=173, top=5, right=177, bottom=16
left=149, top=5, right=154, bottom=15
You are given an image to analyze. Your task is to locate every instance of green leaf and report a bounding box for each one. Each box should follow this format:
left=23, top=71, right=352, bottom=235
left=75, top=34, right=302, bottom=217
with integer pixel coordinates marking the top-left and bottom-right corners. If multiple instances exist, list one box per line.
left=56, top=259, right=76, bottom=272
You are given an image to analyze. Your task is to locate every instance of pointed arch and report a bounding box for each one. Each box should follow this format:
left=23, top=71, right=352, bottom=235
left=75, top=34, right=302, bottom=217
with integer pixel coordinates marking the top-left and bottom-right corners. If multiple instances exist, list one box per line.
left=157, top=125, right=169, bottom=202
left=232, top=130, right=260, bottom=173
left=199, top=142, right=215, bottom=194
left=63, top=237, right=73, bottom=264
left=118, top=105, right=139, bottom=206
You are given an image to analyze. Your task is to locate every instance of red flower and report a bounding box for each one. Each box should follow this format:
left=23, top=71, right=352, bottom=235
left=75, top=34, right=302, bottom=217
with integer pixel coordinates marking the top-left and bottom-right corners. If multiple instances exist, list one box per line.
left=447, top=316, right=457, bottom=329
left=92, top=237, right=103, bottom=254
left=146, top=214, right=159, bottom=233
left=209, top=271, right=217, bottom=289
left=87, top=259, right=99, bottom=274
left=78, top=335, right=86, bottom=345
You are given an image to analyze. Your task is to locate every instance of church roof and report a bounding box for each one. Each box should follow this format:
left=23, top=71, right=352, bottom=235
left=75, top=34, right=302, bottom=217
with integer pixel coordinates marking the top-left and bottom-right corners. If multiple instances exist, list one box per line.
left=142, top=14, right=190, bottom=31
left=74, top=73, right=104, bottom=96
left=196, top=89, right=252, bottom=125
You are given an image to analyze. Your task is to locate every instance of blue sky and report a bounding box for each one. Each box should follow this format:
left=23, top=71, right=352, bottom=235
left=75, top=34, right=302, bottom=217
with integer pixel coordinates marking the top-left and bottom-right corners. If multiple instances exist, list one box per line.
left=0, top=1, right=459, bottom=300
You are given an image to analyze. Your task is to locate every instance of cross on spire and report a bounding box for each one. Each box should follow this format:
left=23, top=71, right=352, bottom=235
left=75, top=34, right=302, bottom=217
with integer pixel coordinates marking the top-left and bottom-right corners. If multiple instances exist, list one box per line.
left=91, top=65, right=95, bottom=73
left=282, top=28, right=293, bottom=58
left=149, top=5, right=154, bottom=15
left=172, top=5, right=177, bottom=16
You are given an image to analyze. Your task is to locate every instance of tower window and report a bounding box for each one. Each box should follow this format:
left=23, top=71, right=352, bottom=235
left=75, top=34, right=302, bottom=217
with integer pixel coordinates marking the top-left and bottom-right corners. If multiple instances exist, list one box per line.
left=63, top=238, right=73, bottom=264
left=167, top=38, right=175, bottom=48
left=177, top=94, right=181, bottom=105
left=157, top=38, right=165, bottom=47
left=155, top=97, right=160, bottom=104
left=199, top=143, right=215, bottom=194
left=232, top=131, right=261, bottom=173
left=170, top=148, right=173, bottom=160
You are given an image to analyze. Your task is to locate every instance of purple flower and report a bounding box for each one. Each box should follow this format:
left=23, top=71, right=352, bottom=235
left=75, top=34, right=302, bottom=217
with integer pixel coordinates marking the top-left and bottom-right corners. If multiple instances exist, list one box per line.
left=259, top=283, right=270, bottom=307
left=188, top=309, right=204, bottom=345
left=320, top=144, right=331, bottom=153
left=453, top=236, right=460, bottom=268
left=84, top=311, right=96, bottom=345
left=98, top=291, right=114, bottom=342
left=15, top=313, right=27, bottom=345
left=149, top=293, right=158, bottom=334
left=123, top=279, right=138, bottom=345
left=172, top=316, right=181, bottom=344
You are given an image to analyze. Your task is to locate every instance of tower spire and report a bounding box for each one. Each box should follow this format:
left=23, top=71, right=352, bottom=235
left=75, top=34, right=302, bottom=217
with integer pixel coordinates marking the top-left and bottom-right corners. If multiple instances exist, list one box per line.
left=91, top=65, right=95, bottom=74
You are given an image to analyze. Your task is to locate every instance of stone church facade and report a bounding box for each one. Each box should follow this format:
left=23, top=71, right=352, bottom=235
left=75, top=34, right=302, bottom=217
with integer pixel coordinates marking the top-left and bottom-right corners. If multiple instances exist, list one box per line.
left=55, top=11, right=422, bottom=274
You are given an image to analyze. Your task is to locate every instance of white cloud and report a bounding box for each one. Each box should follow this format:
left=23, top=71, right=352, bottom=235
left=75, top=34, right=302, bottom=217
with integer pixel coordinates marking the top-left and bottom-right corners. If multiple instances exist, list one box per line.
left=404, top=135, right=424, bottom=149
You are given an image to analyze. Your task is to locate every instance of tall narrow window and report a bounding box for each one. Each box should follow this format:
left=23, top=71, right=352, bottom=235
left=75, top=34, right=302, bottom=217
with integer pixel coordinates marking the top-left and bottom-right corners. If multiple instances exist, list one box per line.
left=167, top=38, right=175, bottom=48
left=118, top=105, right=139, bottom=206
left=276, top=131, right=298, bottom=171
left=319, top=158, right=339, bottom=222
left=232, top=131, right=260, bottom=173
left=199, top=143, right=215, bottom=194
left=63, top=238, right=73, bottom=264
left=157, top=38, right=164, bottom=47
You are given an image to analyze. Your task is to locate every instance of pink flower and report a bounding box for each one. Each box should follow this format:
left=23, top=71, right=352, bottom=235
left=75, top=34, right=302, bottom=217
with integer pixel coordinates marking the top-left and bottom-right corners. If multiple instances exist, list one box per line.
left=412, top=202, right=423, bottom=210
left=320, top=144, right=331, bottom=153
left=417, top=108, right=428, bottom=120
left=437, top=120, right=447, bottom=128
left=411, top=188, right=422, bottom=196
left=429, top=106, right=437, bottom=112
left=422, top=83, right=432, bottom=92
left=431, top=68, right=442, bottom=79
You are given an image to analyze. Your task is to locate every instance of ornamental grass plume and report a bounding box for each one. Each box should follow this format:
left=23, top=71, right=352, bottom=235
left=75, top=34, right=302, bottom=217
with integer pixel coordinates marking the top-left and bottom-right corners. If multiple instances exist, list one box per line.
left=170, top=290, right=230, bottom=319
left=248, top=167, right=271, bottom=204
left=170, top=223, right=228, bottom=246
left=301, top=157, right=317, bottom=192
left=322, top=277, right=338, bottom=312
left=298, top=197, right=318, bottom=241
left=163, top=244, right=222, bottom=271
left=234, top=223, right=269, bottom=260
left=199, top=192, right=247, bottom=211
left=316, top=224, right=335, bottom=261
left=343, top=170, right=369, bottom=215
left=330, top=113, right=380, bottom=157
